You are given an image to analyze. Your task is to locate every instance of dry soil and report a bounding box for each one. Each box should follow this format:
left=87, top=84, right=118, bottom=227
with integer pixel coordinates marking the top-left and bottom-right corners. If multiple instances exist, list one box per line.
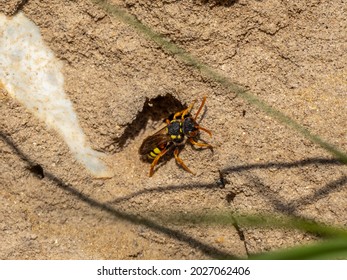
left=0, top=0, right=346, bottom=259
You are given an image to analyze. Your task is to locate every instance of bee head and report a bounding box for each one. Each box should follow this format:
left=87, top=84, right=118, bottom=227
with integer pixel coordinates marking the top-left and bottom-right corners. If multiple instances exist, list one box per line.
left=182, top=117, right=199, bottom=138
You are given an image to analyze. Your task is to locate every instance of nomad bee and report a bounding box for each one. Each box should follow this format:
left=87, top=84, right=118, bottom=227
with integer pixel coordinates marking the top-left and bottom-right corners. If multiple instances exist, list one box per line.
left=139, top=96, right=212, bottom=177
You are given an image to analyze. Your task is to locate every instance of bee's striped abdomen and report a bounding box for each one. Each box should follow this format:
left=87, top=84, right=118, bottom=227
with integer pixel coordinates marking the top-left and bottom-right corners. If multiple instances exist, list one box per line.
left=148, top=147, right=162, bottom=160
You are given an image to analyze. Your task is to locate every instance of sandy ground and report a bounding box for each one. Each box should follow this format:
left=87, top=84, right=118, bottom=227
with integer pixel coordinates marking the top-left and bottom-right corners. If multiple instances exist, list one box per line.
left=1, top=0, right=346, bottom=259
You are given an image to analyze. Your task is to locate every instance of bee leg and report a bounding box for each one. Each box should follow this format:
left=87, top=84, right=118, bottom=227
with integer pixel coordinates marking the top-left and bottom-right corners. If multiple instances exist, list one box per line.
left=172, top=110, right=185, bottom=120
left=173, top=99, right=197, bottom=120
left=174, top=148, right=195, bottom=175
left=189, top=137, right=213, bottom=149
left=197, top=125, right=212, bottom=137
left=149, top=148, right=168, bottom=177
left=181, top=99, right=197, bottom=119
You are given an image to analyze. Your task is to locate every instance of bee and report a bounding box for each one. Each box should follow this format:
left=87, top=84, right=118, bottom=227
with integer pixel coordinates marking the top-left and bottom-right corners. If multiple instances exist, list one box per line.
left=139, top=96, right=212, bottom=177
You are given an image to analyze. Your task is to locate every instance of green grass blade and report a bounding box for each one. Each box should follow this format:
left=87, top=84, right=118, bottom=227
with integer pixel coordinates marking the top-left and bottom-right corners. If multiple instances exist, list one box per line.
left=91, top=0, right=347, bottom=164
left=249, top=238, right=347, bottom=260
left=160, top=211, right=347, bottom=238
left=158, top=211, right=347, bottom=259
left=92, top=0, right=347, bottom=164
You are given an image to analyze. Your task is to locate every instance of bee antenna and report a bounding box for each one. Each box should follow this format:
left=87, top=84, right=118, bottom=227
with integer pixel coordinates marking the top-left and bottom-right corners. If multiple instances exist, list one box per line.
left=194, top=96, right=207, bottom=120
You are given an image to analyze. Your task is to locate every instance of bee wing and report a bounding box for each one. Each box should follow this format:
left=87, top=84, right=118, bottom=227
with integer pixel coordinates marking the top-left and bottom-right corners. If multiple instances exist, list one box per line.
left=139, top=127, right=171, bottom=155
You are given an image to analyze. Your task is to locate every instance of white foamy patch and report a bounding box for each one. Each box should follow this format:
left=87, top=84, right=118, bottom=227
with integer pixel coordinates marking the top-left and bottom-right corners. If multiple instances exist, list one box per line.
left=0, top=12, right=113, bottom=178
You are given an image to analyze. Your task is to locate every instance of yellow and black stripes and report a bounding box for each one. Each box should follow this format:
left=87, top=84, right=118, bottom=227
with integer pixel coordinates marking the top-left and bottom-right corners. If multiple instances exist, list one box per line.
left=147, top=147, right=162, bottom=160
left=170, top=134, right=182, bottom=140
left=146, top=120, right=184, bottom=160
left=139, top=96, right=212, bottom=177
